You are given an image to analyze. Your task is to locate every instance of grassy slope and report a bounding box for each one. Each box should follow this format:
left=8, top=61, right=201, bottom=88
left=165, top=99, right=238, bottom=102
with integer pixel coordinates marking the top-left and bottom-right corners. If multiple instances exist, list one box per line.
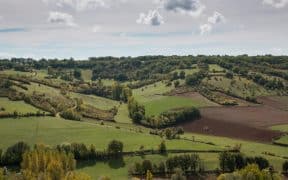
left=204, top=76, right=273, bottom=98
left=270, top=125, right=288, bottom=145
left=71, top=92, right=119, bottom=110
left=0, top=97, right=42, bottom=114
left=81, top=70, right=92, bottom=82
left=0, top=117, right=219, bottom=152
left=114, top=104, right=133, bottom=124
left=133, top=81, right=211, bottom=116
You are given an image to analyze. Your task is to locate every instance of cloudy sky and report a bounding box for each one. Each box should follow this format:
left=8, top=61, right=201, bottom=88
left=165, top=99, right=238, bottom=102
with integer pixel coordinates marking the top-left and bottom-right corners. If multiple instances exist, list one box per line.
left=0, top=0, right=287, bottom=59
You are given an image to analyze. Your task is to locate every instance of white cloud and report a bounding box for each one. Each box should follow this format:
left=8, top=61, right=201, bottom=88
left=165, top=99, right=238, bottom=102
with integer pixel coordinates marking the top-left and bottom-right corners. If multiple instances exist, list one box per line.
left=200, top=11, right=225, bottom=35
left=136, top=9, right=164, bottom=26
left=43, top=0, right=126, bottom=11
left=208, top=11, right=226, bottom=24
left=200, top=23, right=212, bottom=34
left=263, top=0, right=288, bottom=8
left=48, top=11, right=77, bottom=27
left=92, top=25, right=102, bottom=32
left=161, top=0, right=205, bottom=17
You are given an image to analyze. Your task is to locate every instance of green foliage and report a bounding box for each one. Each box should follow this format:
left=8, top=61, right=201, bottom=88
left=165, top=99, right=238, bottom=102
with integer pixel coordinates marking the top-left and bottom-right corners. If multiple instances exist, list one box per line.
left=282, top=161, right=288, bottom=173
left=158, top=141, right=167, bottom=154
left=171, top=168, right=186, bottom=180
left=60, top=109, right=81, bottom=121
left=127, top=97, right=145, bottom=123
left=217, top=164, right=282, bottom=180
left=185, top=70, right=207, bottom=86
left=73, top=69, right=82, bottom=79
left=2, top=141, right=30, bottom=165
left=107, top=140, right=123, bottom=156
left=146, top=170, right=153, bottom=180
left=112, top=83, right=132, bottom=102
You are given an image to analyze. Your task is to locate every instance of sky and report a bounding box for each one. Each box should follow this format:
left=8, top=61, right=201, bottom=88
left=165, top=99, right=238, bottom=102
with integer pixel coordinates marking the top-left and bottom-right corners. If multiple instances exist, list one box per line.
left=0, top=0, right=287, bottom=59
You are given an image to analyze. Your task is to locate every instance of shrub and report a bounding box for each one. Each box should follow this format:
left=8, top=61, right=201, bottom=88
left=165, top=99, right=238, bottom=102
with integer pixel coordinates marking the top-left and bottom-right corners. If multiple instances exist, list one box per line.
left=158, top=141, right=167, bottom=154
left=2, top=142, right=30, bottom=165
left=283, top=161, right=288, bottom=173
left=60, top=109, right=81, bottom=121
left=107, top=140, right=123, bottom=156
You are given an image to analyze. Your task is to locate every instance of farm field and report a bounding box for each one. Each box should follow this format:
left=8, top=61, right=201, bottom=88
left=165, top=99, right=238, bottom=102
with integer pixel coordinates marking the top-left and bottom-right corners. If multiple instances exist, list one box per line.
left=0, top=97, right=42, bottom=114
left=133, top=81, right=216, bottom=115
left=0, top=116, right=220, bottom=152
left=71, top=92, right=119, bottom=110
left=182, top=105, right=288, bottom=142
left=1, top=56, right=288, bottom=179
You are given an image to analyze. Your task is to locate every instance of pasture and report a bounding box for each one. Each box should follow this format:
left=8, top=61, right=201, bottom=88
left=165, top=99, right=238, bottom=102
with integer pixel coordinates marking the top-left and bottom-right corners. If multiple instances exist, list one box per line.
left=0, top=116, right=220, bottom=152
left=0, top=97, right=41, bottom=114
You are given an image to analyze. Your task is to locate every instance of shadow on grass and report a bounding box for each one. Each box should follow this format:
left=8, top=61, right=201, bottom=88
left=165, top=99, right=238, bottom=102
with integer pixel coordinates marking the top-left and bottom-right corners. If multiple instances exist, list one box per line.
left=76, top=157, right=125, bottom=170
left=108, top=157, right=125, bottom=169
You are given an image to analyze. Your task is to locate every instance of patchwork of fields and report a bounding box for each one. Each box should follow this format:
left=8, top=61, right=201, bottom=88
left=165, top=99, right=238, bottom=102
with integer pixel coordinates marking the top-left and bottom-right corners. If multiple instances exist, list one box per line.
left=0, top=58, right=287, bottom=180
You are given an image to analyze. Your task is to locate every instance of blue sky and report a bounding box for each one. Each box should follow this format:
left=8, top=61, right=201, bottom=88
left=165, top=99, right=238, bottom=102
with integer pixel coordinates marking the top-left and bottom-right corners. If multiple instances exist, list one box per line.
left=0, top=0, right=287, bottom=59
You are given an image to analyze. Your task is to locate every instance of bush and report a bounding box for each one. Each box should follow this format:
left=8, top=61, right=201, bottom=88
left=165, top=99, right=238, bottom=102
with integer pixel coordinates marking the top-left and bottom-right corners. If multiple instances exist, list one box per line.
left=158, top=141, right=167, bottom=154
left=107, top=140, right=123, bottom=156
left=2, top=142, right=30, bottom=165
left=283, top=161, right=288, bottom=173
left=60, top=109, right=81, bottom=121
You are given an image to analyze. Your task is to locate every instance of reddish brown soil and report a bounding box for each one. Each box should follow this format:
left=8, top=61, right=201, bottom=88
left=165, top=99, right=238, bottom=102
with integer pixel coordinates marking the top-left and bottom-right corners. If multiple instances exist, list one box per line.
left=258, top=96, right=288, bottom=111
left=182, top=100, right=288, bottom=142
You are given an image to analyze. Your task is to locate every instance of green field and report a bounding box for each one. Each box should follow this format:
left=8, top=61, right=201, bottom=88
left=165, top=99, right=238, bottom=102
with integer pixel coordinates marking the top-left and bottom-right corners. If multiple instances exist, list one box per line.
left=0, top=97, right=42, bottom=114
left=133, top=81, right=213, bottom=115
left=209, top=64, right=225, bottom=72
left=0, top=117, right=220, bottom=152
left=270, top=124, right=288, bottom=145
left=71, top=92, right=119, bottom=110
left=114, top=104, right=133, bottom=124
left=143, top=96, right=212, bottom=116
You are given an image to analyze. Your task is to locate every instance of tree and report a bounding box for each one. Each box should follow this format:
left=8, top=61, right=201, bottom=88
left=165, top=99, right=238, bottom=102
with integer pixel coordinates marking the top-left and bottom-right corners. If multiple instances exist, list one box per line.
left=179, top=71, right=186, bottom=79
left=142, top=160, right=152, bottom=173
left=21, top=144, right=82, bottom=180
left=107, top=140, right=123, bottom=156
left=283, top=161, right=288, bottom=173
left=171, top=168, right=186, bottom=180
left=2, top=141, right=30, bottom=165
left=158, top=141, right=167, bottom=154
left=219, top=151, right=236, bottom=172
left=146, top=170, right=153, bottom=180
left=73, top=69, right=82, bottom=79
left=174, top=80, right=180, bottom=88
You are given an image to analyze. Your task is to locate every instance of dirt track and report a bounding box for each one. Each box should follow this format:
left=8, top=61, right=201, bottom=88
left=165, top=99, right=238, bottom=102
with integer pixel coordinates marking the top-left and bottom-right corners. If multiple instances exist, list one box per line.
left=182, top=96, right=288, bottom=142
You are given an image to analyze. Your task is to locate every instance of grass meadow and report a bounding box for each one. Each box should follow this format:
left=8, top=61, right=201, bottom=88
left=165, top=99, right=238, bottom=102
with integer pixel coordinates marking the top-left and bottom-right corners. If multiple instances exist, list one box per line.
left=0, top=97, right=41, bottom=114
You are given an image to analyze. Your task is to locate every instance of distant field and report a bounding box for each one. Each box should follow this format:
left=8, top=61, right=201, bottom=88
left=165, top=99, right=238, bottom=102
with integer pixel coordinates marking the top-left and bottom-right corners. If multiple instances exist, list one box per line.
left=133, top=81, right=210, bottom=115
left=271, top=124, right=288, bottom=132
left=0, top=117, right=219, bottom=152
left=81, top=69, right=93, bottom=81
left=204, top=76, right=273, bottom=98
left=270, top=124, right=288, bottom=145
left=71, top=92, right=119, bottom=110
left=209, top=64, right=225, bottom=72
left=0, top=97, right=42, bottom=114
left=144, top=96, right=211, bottom=116
left=114, top=104, right=133, bottom=124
